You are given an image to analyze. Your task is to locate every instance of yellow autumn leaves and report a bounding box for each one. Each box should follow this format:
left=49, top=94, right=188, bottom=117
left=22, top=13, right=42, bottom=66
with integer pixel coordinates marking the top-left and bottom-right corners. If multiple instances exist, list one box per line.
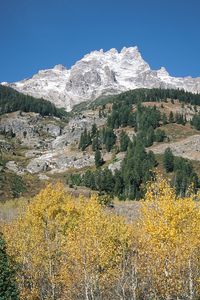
left=2, top=177, right=200, bottom=299
left=138, top=177, right=200, bottom=299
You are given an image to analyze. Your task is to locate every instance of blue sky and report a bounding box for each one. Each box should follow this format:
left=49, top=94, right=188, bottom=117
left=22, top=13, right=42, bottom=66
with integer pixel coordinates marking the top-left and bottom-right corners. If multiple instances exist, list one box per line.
left=1, top=0, right=200, bottom=82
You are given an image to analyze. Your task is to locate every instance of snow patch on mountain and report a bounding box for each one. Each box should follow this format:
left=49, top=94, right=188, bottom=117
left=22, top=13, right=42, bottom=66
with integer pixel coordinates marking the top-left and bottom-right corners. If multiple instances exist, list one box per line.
left=2, top=46, right=200, bottom=111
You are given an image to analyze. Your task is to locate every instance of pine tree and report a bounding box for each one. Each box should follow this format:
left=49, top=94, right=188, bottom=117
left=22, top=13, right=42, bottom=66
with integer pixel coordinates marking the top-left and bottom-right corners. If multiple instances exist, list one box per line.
left=163, top=147, right=174, bottom=172
left=169, top=111, right=174, bottom=123
left=154, top=129, right=166, bottom=142
left=0, top=233, right=19, bottom=299
left=95, top=149, right=103, bottom=168
left=79, top=128, right=92, bottom=151
left=104, top=128, right=116, bottom=152
left=91, top=123, right=97, bottom=138
left=162, top=112, right=167, bottom=125
left=145, top=126, right=154, bottom=147
left=92, top=137, right=100, bottom=151
left=119, top=131, right=130, bottom=152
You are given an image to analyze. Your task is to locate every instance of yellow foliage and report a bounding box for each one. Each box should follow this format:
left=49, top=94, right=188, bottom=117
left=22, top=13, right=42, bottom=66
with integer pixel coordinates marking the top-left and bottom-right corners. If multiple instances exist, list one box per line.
left=3, top=177, right=200, bottom=299
left=3, top=183, right=133, bottom=299
left=137, top=175, right=200, bottom=299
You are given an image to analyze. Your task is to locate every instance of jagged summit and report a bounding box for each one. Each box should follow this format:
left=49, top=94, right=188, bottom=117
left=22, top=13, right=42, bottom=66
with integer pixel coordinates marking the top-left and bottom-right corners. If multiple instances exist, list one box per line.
left=53, top=64, right=67, bottom=71
left=2, top=46, right=200, bottom=111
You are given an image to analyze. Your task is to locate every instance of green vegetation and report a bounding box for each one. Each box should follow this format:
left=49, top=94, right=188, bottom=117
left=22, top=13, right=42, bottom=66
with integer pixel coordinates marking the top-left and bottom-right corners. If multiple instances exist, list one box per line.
left=94, top=149, right=104, bottom=168
left=78, top=128, right=92, bottom=150
left=89, top=88, right=200, bottom=108
left=0, top=85, right=68, bottom=119
left=69, top=137, right=157, bottom=200
left=10, top=174, right=27, bottom=198
left=163, top=148, right=199, bottom=196
left=163, top=147, right=174, bottom=173
left=119, top=131, right=130, bottom=151
left=2, top=87, right=200, bottom=201
left=79, top=124, right=117, bottom=153
left=0, top=233, right=19, bottom=299
left=75, top=93, right=200, bottom=199
left=191, top=113, right=200, bottom=130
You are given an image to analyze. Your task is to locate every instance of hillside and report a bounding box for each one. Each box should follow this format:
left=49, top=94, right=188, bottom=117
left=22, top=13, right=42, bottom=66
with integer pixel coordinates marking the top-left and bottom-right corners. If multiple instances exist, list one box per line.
left=2, top=88, right=200, bottom=300
left=1, top=88, right=200, bottom=200
left=0, top=84, right=68, bottom=119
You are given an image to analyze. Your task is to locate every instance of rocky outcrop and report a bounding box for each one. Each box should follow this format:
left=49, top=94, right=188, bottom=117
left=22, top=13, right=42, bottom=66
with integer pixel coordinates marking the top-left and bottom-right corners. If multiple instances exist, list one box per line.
left=0, top=111, right=62, bottom=148
left=0, top=110, right=100, bottom=175
left=26, top=150, right=94, bottom=174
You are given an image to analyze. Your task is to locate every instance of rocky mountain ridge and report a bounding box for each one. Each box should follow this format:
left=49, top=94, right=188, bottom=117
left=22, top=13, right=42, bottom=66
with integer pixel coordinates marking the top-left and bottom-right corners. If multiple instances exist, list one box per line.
left=2, top=47, right=200, bottom=111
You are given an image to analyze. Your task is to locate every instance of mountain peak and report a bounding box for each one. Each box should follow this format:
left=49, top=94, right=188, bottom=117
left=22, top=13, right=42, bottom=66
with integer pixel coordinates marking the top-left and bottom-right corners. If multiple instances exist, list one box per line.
left=106, top=48, right=118, bottom=55
left=3, top=46, right=200, bottom=111
left=121, top=46, right=139, bottom=53
left=53, top=64, right=67, bottom=71
left=157, top=66, right=170, bottom=77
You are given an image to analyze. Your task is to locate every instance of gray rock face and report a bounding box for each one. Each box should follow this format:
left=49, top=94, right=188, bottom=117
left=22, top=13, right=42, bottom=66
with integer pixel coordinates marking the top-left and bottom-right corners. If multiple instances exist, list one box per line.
left=0, top=110, right=101, bottom=175
left=52, top=112, right=106, bottom=149
left=26, top=150, right=94, bottom=174
left=3, top=46, right=200, bottom=111
left=42, top=123, right=61, bottom=137
left=0, top=112, right=62, bottom=148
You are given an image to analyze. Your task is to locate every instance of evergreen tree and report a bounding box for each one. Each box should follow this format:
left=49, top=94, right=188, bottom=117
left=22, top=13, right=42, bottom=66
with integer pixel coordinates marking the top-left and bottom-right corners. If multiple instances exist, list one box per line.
left=119, top=131, right=130, bottom=152
left=79, top=128, right=92, bottom=151
left=104, top=128, right=116, bottom=152
left=154, top=129, right=166, bottom=142
left=95, top=149, right=103, bottom=168
left=0, top=233, right=19, bottom=299
left=91, top=123, right=97, bottom=138
left=173, top=157, right=199, bottom=196
left=83, top=170, right=96, bottom=189
left=145, top=126, right=154, bottom=147
left=0, top=85, right=67, bottom=119
left=191, top=114, right=200, bottom=130
left=122, top=139, right=156, bottom=199
left=101, top=168, right=115, bottom=195
left=163, top=147, right=174, bottom=173
left=92, top=136, right=101, bottom=151
left=162, top=112, right=167, bottom=125
left=175, top=113, right=186, bottom=125
left=169, top=111, right=174, bottom=123
left=114, top=170, right=124, bottom=197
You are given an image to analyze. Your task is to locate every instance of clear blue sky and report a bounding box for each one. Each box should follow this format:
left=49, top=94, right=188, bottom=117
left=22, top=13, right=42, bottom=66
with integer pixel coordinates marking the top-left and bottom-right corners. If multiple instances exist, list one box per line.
left=1, top=0, right=200, bottom=82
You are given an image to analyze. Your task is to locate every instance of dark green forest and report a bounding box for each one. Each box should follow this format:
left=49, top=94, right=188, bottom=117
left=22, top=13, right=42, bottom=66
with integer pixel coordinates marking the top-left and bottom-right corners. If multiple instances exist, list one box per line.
left=90, top=88, right=200, bottom=108
left=0, top=85, right=68, bottom=119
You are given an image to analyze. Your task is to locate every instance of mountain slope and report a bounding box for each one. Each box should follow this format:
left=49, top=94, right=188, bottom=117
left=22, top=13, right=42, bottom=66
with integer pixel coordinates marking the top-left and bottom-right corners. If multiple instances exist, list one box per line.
left=2, top=47, right=200, bottom=111
left=0, top=85, right=68, bottom=119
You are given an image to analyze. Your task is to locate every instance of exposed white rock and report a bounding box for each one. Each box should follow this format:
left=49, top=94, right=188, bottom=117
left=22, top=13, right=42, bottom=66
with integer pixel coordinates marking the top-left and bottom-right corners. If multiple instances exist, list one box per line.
left=2, top=46, right=200, bottom=111
left=26, top=150, right=94, bottom=174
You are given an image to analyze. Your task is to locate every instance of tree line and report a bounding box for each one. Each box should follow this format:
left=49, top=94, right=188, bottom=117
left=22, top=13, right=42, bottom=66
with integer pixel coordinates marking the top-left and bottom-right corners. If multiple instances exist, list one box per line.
left=0, top=85, right=68, bottom=119
left=91, top=87, right=200, bottom=108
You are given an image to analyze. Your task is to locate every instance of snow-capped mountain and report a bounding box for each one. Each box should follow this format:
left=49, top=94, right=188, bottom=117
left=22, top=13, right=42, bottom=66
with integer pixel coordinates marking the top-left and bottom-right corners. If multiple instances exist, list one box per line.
left=2, top=47, right=200, bottom=111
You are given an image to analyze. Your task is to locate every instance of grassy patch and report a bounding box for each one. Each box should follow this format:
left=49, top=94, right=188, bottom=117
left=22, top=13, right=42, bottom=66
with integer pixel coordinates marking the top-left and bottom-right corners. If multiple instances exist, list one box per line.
left=161, top=123, right=198, bottom=142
